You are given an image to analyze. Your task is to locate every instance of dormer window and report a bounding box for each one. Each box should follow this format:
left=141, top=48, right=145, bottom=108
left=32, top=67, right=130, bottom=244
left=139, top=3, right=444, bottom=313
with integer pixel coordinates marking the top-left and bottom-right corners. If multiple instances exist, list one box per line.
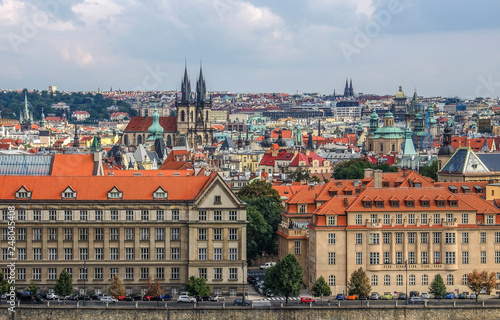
left=153, top=187, right=167, bottom=200
left=405, top=201, right=415, bottom=208
left=436, top=200, right=445, bottom=207
left=107, top=187, right=123, bottom=200
left=420, top=201, right=430, bottom=208
left=382, top=181, right=389, bottom=187
left=62, top=186, right=76, bottom=199
left=299, top=204, right=307, bottom=213
left=390, top=200, right=399, bottom=208
left=449, top=200, right=458, bottom=207
left=16, top=186, right=32, bottom=199
left=363, top=201, right=372, bottom=208
left=375, top=201, right=384, bottom=208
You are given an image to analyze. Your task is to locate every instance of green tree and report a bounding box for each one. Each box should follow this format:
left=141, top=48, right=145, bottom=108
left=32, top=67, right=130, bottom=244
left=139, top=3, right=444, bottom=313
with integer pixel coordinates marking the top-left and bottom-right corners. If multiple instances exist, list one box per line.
left=333, top=158, right=373, bottom=179
left=54, top=269, right=73, bottom=298
left=263, top=254, right=303, bottom=305
left=310, top=175, right=321, bottom=184
left=290, top=167, right=311, bottom=183
left=237, top=179, right=282, bottom=205
left=244, top=196, right=283, bottom=255
left=374, top=163, right=397, bottom=172
left=311, top=276, right=331, bottom=299
left=185, top=276, right=211, bottom=298
left=108, top=275, right=126, bottom=297
left=429, top=274, right=446, bottom=298
left=246, top=206, right=273, bottom=262
left=419, top=159, right=438, bottom=181
left=0, top=272, right=9, bottom=295
left=347, top=267, right=371, bottom=297
left=27, top=281, right=38, bottom=302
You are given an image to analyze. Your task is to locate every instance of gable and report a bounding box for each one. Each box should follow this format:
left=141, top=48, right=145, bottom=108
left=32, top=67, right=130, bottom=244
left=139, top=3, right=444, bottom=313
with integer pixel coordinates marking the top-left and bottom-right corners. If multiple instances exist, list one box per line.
left=195, top=175, right=243, bottom=209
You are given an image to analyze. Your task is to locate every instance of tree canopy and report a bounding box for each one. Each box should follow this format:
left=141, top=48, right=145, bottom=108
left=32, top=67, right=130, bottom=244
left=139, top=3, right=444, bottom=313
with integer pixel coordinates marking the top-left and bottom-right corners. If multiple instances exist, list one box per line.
left=419, top=160, right=438, bottom=181
left=237, top=179, right=282, bottom=205
left=311, top=276, right=331, bottom=298
left=332, top=158, right=397, bottom=179
left=467, top=269, right=496, bottom=299
left=0, top=272, right=9, bottom=295
left=108, top=275, right=126, bottom=297
left=185, top=276, right=211, bottom=298
left=145, top=277, right=163, bottom=297
left=246, top=206, right=273, bottom=262
left=347, top=267, right=371, bottom=297
left=27, top=281, right=38, bottom=297
left=54, top=269, right=73, bottom=298
left=289, top=167, right=312, bottom=183
left=429, top=274, right=446, bottom=298
left=263, top=254, right=303, bottom=305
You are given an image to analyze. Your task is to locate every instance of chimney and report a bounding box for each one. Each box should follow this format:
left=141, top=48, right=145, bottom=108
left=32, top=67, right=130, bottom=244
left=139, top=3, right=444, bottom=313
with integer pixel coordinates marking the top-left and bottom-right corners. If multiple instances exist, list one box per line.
left=364, top=168, right=374, bottom=178
left=373, top=169, right=383, bottom=188
left=344, top=198, right=349, bottom=208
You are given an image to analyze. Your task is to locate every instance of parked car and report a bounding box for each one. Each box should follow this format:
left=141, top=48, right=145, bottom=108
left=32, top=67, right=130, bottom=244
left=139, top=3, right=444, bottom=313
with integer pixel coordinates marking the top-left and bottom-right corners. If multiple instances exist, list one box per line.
left=160, top=294, right=173, bottom=300
left=470, top=293, right=477, bottom=299
left=445, top=292, right=456, bottom=299
left=100, top=296, right=118, bottom=303
left=409, top=291, right=420, bottom=297
left=259, top=262, right=276, bottom=270
left=398, top=293, right=407, bottom=300
left=177, top=295, right=196, bottom=303
left=336, top=294, right=345, bottom=300
left=234, top=299, right=250, bottom=306
left=458, top=293, right=467, bottom=299
left=46, top=293, right=59, bottom=300
left=196, top=296, right=211, bottom=301
left=347, top=294, right=357, bottom=300
left=209, top=295, right=225, bottom=301
left=247, top=275, right=257, bottom=284
left=410, top=297, right=427, bottom=304
left=116, top=295, right=133, bottom=301
left=381, top=292, right=393, bottom=300
left=421, top=292, right=430, bottom=299
left=300, top=297, right=317, bottom=304
left=370, top=292, right=380, bottom=300
left=143, top=295, right=158, bottom=301
left=358, top=295, right=368, bottom=300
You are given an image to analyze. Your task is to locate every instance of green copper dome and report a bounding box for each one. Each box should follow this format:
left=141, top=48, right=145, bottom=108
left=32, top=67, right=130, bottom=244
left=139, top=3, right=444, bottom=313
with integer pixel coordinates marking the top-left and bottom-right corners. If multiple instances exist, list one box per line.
left=384, top=111, right=394, bottom=118
left=370, top=109, right=379, bottom=120
left=147, top=107, right=164, bottom=141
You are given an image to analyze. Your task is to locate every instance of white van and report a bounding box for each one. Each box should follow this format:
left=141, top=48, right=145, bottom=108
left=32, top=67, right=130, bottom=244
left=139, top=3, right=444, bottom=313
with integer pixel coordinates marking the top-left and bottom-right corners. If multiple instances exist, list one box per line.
left=259, top=262, right=276, bottom=270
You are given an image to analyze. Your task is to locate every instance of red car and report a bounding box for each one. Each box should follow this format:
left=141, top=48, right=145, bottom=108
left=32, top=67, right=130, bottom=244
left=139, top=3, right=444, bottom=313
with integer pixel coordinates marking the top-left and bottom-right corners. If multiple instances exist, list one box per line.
left=300, top=297, right=317, bottom=304
left=116, top=295, right=127, bottom=301
left=142, top=295, right=158, bottom=301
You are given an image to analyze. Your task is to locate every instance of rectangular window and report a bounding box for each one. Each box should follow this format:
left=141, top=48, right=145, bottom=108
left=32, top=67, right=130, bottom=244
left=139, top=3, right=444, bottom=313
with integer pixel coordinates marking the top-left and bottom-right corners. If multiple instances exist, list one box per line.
left=49, top=248, right=57, bottom=260
left=356, top=252, right=362, bottom=265
left=64, top=248, right=72, bottom=260
left=198, top=228, right=207, bottom=240
left=369, top=233, right=379, bottom=245
left=433, top=213, right=440, bottom=224
left=229, top=268, right=237, bottom=280
left=126, top=248, right=134, bottom=260
left=171, top=267, right=180, bottom=280
left=408, top=214, right=415, bottom=224
left=408, top=251, right=415, bottom=264
left=229, top=210, right=237, bottom=221
left=434, top=252, right=440, bottom=264
left=395, top=214, right=402, bottom=224
left=140, top=268, right=149, bottom=280
left=79, top=268, right=88, bottom=280
left=3, top=249, right=10, bottom=261
left=384, top=275, right=391, bottom=286
left=198, top=248, right=207, bottom=260
left=408, top=232, right=416, bottom=244
left=156, top=248, right=164, bottom=260
left=462, top=213, right=469, bottom=224
left=445, top=252, right=455, bottom=264
left=110, top=228, right=119, bottom=241
left=171, top=248, right=180, bottom=260
left=156, top=267, right=165, bottom=279
left=462, top=251, right=469, bottom=264
left=214, top=248, right=222, bottom=260
left=33, top=210, right=41, bottom=221
left=126, top=268, right=134, bottom=280
left=17, top=228, right=26, bottom=241
left=79, top=228, right=88, bottom=241
left=355, top=233, right=363, bottom=244
left=110, top=248, right=118, bottom=260
left=156, top=228, right=165, bottom=240
left=299, top=204, right=306, bottom=213
left=33, top=248, right=41, bottom=260
left=214, top=195, right=222, bottom=204
left=49, top=210, right=57, bottom=220
left=328, top=233, right=336, bottom=244
left=294, top=241, right=301, bottom=255
left=480, top=232, right=486, bottom=243
left=495, top=251, right=500, bottom=264
left=110, top=210, right=118, bottom=220
left=140, top=248, right=149, bottom=260
left=355, top=214, right=362, bottom=225
left=229, top=228, right=238, bottom=240
left=32, top=268, right=41, bottom=280
left=18, top=248, right=25, bottom=260
left=462, top=232, right=469, bottom=244
left=409, top=274, right=416, bottom=286
left=481, top=251, right=486, bottom=264
left=213, top=210, right=223, bottom=221
left=95, top=228, right=103, bottom=241
left=229, top=248, right=238, bottom=260
left=486, top=215, right=494, bottom=225
left=171, top=228, right=180, bottom=240
left=396, top=252, right=403, bottom=264
left=199, top=210, right=207, bottom=221
left=95, top=210, right=103, bottom=220
left=64, top=210, right=72, bottom=221
left=383, top=233, right=390, bottom=244
left=383, top=251, right=390, bottom=264
left=446, top=213, right=453, bottom=222
left=33, top=228, right=42, bottom=241
left=369, top=252, right=379, bottom=265
left=421, top=232, right=428, bottom=244
left=65, top=268, right=72, bottom=279
left=80, top=248, right=88, bottom=260
left=18, top=210, right=25, bottom=220
left=421, top=251, right=428, bottom=264
left=328, top=216, right=336, bottom=226
left=126, top=210, right=134, bottom=221
left=383, top=214, right=390, bottom=225
left=433, top=232, right=441, bottom=244
left=141, top=210, right=149, bottom=220
left=48, top=268, right=57, bottom=280
left=213, top=228, right=223, bottom=241
left=214, top=268, right=222, bottom=280
left=48, top=228, right=57, bottom=241
left=328, top=252, right=336, bottom=265
left=396, top=275, right=403, bottom=286
left=395, top=233, right=403, bottom=244
left=172, top=210, right=179, bottom=221
left=421, top=214, right=428, bottom=224
left=80, top=210, right=87, bottom=221
left=199, top=268, right=207, bottom=279
left=94, top=268, right=103, bottom=280
left=64, top=228, right=72, bottom=240
left=495, top=232, right=500, bottom=243
left=445, top=233, right=455, bottom=244
left=140, top=228, right=149, bottom=241
left=125, top=228, right=134, bottom=240
left=370, top=214, right=378, bottom=223
left=156, top=210, right=164, bottom=221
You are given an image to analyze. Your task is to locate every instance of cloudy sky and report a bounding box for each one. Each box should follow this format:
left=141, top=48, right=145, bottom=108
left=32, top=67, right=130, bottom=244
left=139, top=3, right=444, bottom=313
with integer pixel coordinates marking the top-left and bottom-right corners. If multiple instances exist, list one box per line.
left=1, top=0, right=499, bottom=97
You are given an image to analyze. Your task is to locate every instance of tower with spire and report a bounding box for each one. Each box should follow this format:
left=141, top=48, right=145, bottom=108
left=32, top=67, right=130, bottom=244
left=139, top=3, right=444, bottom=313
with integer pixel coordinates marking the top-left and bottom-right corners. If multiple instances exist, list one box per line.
left=20, top=90, right=33, bottom=131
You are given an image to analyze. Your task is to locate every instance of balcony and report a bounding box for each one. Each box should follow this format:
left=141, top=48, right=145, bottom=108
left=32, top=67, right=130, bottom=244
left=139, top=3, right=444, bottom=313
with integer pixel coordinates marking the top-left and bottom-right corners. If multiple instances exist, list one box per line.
left=278, top=223, right=309, bottom=238
left=366, top=219, right=382, bottom=228
left=367, top=262, right=457, bottom=272
left=442, top=218, right=458, bottom=227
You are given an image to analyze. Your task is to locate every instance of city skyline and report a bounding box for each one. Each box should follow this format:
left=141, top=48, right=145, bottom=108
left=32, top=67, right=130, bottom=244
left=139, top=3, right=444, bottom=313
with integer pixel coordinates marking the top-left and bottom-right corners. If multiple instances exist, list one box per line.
left=1, top=0, right=500, bottom=97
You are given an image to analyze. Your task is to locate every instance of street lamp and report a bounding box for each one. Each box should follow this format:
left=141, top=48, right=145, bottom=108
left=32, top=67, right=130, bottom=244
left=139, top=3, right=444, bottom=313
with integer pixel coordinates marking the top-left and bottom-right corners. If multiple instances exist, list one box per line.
left=242, top=261, right=246, bottom=302
left=83, top=259, right=87, bottom=306
left=405, top=260, right=408, bottom=305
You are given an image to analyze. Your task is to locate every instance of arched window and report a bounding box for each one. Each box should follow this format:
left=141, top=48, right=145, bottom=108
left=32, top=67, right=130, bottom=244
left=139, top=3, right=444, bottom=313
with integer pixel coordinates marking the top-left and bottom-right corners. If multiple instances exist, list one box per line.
left=181, top=110, right=185, bottom=122
left=447, top=274, right=454, bottom=285
left=384, top=275, right=390, bottom=286
left=409, top=274, right=415, bottom=286
left=124, top=135, right=128, bottom=146
left=392, top=144, right=395, bottom=152
left=137, top=135, right=142, bottom=145
left=190, top=111, right=193, bottom=122
left=328, top=275, right=335, bottom=286
left=396, top=274, right=403, bottom=286
left=422, top=274, right=428, bottom=285
left=380, top=143, right=383, bottom=152
left=166, top=135, right=172, bottom=147
left=462, top=274, right=468, bottom=285
left=371, top=275, right=378, bottom=286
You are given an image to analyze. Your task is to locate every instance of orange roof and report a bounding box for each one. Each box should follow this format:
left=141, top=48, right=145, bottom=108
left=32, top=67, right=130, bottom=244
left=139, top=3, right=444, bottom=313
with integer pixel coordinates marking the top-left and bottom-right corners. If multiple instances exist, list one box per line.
left=51, top=154, right=95, bottom=176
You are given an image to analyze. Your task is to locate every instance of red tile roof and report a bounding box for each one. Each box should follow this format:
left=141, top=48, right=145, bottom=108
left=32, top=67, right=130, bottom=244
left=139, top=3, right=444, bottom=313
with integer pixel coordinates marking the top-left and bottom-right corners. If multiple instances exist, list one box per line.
left=124, top=116, right=177, bottom=132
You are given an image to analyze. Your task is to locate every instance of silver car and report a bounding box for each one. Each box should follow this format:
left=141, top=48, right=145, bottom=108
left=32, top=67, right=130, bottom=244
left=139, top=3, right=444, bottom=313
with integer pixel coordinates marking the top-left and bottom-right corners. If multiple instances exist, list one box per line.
left=177, top=295, right=196, bottom=303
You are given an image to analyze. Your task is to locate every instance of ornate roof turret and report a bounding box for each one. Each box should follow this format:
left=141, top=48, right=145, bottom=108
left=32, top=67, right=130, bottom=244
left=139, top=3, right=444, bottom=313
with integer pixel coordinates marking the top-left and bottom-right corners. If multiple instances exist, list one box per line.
left=196, top=61, right=206, bottom=104
left=147, top=107, right=164, bottom=141
left=180, top=61, right=191, bottom=104
left=395, top=85, right=406, bottom=99
left=438, top=125, right=455, bottom=156
left=401, top=124, right=417, bottom=156
left=90, top=135, right=101, bottom=152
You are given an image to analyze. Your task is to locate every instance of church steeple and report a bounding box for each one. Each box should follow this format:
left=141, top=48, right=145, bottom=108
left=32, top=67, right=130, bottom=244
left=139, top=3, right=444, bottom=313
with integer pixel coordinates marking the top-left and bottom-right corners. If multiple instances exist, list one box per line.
left=349, top=78, right=354, bottom=96
left=196, top=60, right=206, bottom=104
left=181, top=60, right=191, bottom=104
left=344, top=78, right=349, bottom=97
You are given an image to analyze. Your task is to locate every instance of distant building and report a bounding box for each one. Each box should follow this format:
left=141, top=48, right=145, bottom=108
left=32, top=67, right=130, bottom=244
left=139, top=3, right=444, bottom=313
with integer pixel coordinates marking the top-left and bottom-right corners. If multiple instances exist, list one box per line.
left=71, top=110, right=90, bottom=121
left=48, top=85, right=57, bottom=93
